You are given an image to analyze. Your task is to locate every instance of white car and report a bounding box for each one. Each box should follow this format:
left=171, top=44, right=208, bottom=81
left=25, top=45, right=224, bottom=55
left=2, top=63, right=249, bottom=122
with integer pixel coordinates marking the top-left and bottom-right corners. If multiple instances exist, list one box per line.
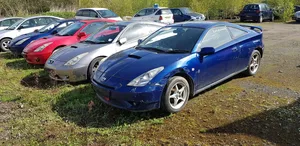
left=75, top=8, right=122, bottom=21
left=0, top=16, right=63, bottom=52
left=131, top=7, right=174, bottom=24
left=0, top=17, right=23, bottom=30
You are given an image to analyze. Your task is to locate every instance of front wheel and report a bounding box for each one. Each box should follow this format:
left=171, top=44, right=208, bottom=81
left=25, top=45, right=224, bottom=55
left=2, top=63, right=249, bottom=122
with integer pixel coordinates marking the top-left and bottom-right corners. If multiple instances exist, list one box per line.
left=161, top=76, right=190, bottom=113
left=244, top=50, right=261, bottom=76
left=0, top=38, right=12, bottom=52
left=88, top=57, right=104, bottom=81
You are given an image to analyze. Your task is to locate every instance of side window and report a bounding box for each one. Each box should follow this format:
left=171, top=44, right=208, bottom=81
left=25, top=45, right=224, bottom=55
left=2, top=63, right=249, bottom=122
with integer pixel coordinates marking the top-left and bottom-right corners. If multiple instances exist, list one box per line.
left=82, top=10, right=90, bottom=17
left=228, top=27, right=247, bottom=39
left=76, top=10, right=83, bottom=16
left=81, top=22, right=106, bottom=34
left=200, top=26, right=232, bottom=49
left=265, top=4, right=270, bottom=10
left=121, top=25, right=146, bottom=41
left=155, top=10, right=162, bottom=15
left=90, top=10, right=98, bottom=18
left=135, top=9, right=146, bottom=17
left=1, top=20, right=11, bottom=26
left=36, top=18, right=48, bottom=26
left=20, top=19, right=37, bottom=28
left=171, top=9, right=183, bottom=15
left=261, top=4, right=267, bottom=11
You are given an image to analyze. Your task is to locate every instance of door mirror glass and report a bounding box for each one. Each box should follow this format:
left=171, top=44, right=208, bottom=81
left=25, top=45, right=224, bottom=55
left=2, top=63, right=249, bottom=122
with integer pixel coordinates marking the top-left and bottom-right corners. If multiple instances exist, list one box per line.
left=118, top=38, right=127, bottom=45
left=138, top=39, right=143, bottom=45
left=200, top=47, right=215, bottom=56
left=17, top=26, right=24, bottom=30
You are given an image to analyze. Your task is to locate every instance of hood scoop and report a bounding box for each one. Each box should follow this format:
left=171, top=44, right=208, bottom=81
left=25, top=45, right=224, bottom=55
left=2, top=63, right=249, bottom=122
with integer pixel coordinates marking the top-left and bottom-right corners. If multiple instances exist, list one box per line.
left=128, top=54, right=141, bottom=59
left=70, top=46, right=78, bottom=48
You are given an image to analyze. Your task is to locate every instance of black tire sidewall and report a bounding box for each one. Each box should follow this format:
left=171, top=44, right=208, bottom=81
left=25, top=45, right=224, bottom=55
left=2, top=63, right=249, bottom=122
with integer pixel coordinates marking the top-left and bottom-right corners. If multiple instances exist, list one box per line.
left=88, top=57, right=104, bottom=80
left=246, top=50, right=261, bottom=76
left=0, top=38, right=11, bottom=52
left=161, top=76, right=190, bottom=113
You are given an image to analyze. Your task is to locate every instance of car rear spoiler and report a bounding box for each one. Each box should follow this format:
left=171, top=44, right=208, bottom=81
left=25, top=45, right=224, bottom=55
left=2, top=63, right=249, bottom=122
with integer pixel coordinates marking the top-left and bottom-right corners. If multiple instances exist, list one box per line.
left=240, top=25, right=262, bottom=33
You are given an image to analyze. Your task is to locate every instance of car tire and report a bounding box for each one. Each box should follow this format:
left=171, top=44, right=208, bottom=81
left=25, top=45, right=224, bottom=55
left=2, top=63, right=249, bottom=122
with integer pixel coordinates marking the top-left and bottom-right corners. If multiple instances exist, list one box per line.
left=88, top=57, right=104, bottom=81
left=240, top=18, right=245, bottom=22
left=161, top=76, right=190, bottom=113
left=270, top=15, right=274, bottom=22
left=0, top=38, right=12, bottom=52
left=244, top=50, right=261, bottom=76
left=258, top=16, right=263, bottom=23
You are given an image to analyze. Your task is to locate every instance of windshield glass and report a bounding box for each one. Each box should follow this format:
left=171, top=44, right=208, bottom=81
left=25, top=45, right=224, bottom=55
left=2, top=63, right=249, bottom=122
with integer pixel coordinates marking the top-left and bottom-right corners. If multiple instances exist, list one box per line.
left=97, top=10, right=118, bottom=18
left=181, top=8, right=193, bottom=14
left=57, top=22, right=85, bottom=36
left=6, top=19, right=24, bottom=30
left=83, top=24, right=126, bottom=44
left=138, top=27, right=204, bottom=53
left=38, top=22, right=59, bottom=33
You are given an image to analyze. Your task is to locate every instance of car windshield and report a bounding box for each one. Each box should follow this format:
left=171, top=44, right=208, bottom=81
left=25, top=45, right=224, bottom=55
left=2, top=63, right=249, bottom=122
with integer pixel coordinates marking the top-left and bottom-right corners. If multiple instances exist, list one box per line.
left=97, top=10, right=118, bottom=18
left=56, top=22, right=85, bottom=36
left=38, top=22, right=59, bottom=33
left=6, top=19, right=23, bottom=30
left=243, top=4, right=259, bottom=10
left=181, top=8, right=193, bottom=14
left=83, top=24, right=126, bottom=44
left=137, top=27, right=204, bottom=53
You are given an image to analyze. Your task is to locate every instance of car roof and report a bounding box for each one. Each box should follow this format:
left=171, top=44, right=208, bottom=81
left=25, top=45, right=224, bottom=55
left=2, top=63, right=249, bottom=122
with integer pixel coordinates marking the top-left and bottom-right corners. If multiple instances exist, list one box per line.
left=246, top=3, right=267, bottom=6
left=143, top=7, right=169, bottom=9
left=24, top=16, right=63, bottom=20
left=0, top=17, right=23, bottom=21
left=78, top=8, right=109, bottom=11
left=79, top=19, right=116, bottom=23
left=170, top=21, right=224, bottom=29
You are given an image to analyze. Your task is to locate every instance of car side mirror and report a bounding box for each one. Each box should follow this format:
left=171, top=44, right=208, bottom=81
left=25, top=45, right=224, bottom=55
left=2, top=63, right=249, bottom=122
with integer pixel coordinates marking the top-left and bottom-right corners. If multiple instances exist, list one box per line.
left=51, top=30, right=58, bottom=35
left=200, top=47, right=215, bottom=56
left=118, top=38, right=127, bottom=45
left=17, top=26, right=24, bottom=30
left=138, top=39, right=143, bottom=45
left=78, top=32, right=87, bottom=38
left=34, top=29, right=38, bottom=33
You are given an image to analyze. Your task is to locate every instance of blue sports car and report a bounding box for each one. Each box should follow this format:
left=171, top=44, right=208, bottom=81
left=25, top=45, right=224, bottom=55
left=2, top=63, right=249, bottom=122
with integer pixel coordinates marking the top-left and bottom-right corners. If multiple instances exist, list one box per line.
left=9, top=19, right=77, bottom=56
left=92, top=21, right=264, bottom=113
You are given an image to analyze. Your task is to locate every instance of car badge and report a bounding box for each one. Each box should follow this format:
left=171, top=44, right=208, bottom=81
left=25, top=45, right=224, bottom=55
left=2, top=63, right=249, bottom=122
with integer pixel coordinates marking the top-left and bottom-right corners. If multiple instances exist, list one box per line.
left=49, top=59, right=54, bottom=64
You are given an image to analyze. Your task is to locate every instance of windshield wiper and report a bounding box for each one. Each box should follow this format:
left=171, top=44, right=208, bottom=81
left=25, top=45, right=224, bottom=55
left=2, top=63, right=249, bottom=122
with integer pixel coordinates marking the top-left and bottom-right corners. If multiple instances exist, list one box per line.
left=136, top=47, right=167, bottom=53
left=166, top=49, right=190, bottom=54
left=82, top=40, right=97, bottom=44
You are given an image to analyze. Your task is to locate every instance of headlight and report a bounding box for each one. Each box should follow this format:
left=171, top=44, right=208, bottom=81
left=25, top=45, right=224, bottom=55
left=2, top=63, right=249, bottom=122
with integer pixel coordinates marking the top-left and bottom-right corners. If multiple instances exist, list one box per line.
left=16, top=38, right=29, bottom=45
left=34, top=42, right=52, bottom=52
left=64, top=52, right=89, bottom=66
left=127, top=66, right=164, bottom=87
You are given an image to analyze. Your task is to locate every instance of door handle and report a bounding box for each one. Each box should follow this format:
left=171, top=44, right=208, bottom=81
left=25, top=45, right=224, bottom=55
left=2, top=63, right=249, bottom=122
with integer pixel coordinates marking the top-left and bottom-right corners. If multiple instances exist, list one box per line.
left=232, top=47, right=238, bottom=52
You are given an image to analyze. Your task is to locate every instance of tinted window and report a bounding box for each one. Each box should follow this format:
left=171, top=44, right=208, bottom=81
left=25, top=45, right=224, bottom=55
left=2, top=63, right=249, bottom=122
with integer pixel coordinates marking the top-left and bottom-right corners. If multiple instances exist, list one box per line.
left=97, top=10, right=118, bottom=18
left=139, top=27, right=204, bottom=53
left=156, top=9, right=172, bottom=15
left=200, top=26, right=232, bottom=49
left=90, top=10, right=98, bottom=17
left=243, top=4, right=259, bottom=10
left=1, top=20, right=11, bottom=26
left=180, top=8, right=193, bottom=14
left=135, top=8, right=157, bottom=17
left=36, top=18, right=48, bottom=26
left=20, top=19, right=37, bottom=28
left=228, top=27, right=247, bottom=39
left=84, top=25, right=126, bottom=44
left=121, top=25, right=149, bottom=41
left=57, top=22, right=85, bottom=36
left=81, top=22, right=107, bottom=34
left=76, top=10, right=83, bottom=16
left=171, top=9, right=183, bottom=15
left=6, top=19, right=23, bottom=30
left=82, top=10, right=90, bottom=17
left=38, top=22, right=59, bottom=33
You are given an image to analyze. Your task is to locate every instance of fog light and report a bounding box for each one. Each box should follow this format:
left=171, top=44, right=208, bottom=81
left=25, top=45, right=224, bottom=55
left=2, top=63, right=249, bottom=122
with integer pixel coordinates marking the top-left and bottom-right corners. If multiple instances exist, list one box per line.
left=35, top=58, right=40, bottom=62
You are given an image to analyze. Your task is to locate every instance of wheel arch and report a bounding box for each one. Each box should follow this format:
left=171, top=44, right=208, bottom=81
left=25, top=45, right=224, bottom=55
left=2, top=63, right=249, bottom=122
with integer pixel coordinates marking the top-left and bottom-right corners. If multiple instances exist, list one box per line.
left=255, top=47, right=263, bottom=57
left=53, top=45, right=66, bottom=52
left=87, top=55, right=107, bottom=78
left=0, top=37, right=13, bottom=42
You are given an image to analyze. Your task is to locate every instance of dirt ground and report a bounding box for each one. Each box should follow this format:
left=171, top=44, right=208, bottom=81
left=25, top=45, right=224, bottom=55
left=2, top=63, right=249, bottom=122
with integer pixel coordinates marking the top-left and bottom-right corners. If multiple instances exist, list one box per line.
left=0, top=22, right=300, bottom=145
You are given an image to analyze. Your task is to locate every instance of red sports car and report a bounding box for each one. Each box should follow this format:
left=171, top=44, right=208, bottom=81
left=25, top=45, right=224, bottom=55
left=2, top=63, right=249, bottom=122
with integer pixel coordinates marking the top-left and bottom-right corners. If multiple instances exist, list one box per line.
left=22, top=19, right=115, bottom=65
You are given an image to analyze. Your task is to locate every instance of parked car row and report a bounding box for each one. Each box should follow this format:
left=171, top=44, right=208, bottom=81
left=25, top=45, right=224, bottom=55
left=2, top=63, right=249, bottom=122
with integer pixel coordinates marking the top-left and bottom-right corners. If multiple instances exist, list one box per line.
left=0, top=5, right=264, bottom=113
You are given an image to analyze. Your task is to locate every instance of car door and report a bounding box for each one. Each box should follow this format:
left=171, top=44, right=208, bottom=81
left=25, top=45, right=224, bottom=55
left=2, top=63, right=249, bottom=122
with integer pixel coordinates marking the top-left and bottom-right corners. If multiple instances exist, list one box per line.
left=89, top=10, right=99, bottom=19
left=265, top=4, right=272, bottom=19
left=171, top=9, right=185, bottom=22
left=195, top=26, right=237, bottom=90
left=260, top=4, right=269, bottom=20
left=17, top=18, right=40, bottom=35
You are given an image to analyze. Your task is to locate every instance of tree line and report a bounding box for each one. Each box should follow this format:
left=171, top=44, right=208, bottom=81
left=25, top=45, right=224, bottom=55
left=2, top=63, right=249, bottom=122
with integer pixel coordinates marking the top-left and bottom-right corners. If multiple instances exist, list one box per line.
left=1, top=0, right=300, bottom=21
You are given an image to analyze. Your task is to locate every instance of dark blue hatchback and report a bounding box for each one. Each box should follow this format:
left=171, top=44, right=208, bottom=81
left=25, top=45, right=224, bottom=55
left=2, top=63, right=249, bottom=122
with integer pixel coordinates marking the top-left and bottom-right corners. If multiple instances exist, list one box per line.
left=9, top=19, right=77, bottom=56
left=92, top=21, right=264, bottom=113
left=240, top=3, right=274, bottom=23
left=171, top=7, right=205, bottom=22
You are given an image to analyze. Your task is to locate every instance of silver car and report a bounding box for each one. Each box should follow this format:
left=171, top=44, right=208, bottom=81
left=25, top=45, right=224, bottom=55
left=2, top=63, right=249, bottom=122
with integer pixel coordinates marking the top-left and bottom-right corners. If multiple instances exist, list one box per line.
left=44, top=21, right=165, bottom=82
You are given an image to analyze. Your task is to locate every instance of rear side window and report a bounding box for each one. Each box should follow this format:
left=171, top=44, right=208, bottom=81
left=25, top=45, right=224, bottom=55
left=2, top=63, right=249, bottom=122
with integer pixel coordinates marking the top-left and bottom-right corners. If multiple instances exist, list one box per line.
left=97, top=10, right=118, bottom=18
left=76, top=10, right=83, bottom=16
left=243, top=4, right=259, bottom=10
left=81, top=22, right=107, bottom=34
left=89, top=10, right=98, bottom=18
left=171, top=9, right=183, bottom=15
left=82, top=10, right=90, bottom=17
left=156, top=9, right=172, bottom=15
left=200, top=26, right=233, bottom=49
left=1, top=20, right=11, bottom=26
left=228, top=27, right=248, bottom=39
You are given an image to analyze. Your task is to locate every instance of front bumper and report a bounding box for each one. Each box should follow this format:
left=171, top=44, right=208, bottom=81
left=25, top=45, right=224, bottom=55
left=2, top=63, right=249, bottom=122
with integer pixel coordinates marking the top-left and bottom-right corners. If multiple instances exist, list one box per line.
left=91, top=79, right=164, bottom=111
left=9, top=45, right=25, bottom=56
left=44, top=60, right=88, bottom=82
left=240, top=15, right=260, bottom=21
left=22, top=51, right=51, bottom=65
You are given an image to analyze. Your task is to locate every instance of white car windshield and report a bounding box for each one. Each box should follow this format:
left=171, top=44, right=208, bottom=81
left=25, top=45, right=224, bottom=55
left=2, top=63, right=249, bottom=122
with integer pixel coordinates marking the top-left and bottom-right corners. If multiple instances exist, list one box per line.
left=6, top=19, right=24, bottom=30
left=137, top=27, right=204, bottom=53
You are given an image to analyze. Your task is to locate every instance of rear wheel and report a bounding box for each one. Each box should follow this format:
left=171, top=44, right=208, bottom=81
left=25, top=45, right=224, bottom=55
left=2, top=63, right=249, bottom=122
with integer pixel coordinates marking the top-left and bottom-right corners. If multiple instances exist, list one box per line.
left=0, top=38, right=12, bottom=52
left=161, top=76, right=190, bottom=113
left=258, top=16, right=263, bottom=23
left=244, top=50, right=261, bottom=76
left=88, top=57, right=104, bottom=81
left=270, top=15, right=274, bottom=22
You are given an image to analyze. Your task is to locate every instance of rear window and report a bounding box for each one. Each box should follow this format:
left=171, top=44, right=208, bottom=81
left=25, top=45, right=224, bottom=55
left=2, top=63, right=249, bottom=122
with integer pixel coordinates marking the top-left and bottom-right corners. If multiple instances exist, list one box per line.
left=243, top=4, right=259, bottom=10
left=156, top=9, right=172, bottom=15
left=97, top=10, right=118, bottom=18
left=228, top=27, right=248, bottom=39
left=135, top=8, right=158, bottom=17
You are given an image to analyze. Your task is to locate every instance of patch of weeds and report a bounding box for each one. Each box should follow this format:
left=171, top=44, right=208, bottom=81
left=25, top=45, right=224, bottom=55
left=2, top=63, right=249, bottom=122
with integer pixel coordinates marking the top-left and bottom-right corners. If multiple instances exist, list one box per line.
left=199, top=128, right=207, bottom=133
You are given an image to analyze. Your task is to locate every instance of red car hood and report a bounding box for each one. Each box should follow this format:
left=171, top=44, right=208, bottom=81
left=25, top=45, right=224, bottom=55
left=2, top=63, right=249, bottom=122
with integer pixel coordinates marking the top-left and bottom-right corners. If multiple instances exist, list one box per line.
left=23, top=36, right=75, bottom=53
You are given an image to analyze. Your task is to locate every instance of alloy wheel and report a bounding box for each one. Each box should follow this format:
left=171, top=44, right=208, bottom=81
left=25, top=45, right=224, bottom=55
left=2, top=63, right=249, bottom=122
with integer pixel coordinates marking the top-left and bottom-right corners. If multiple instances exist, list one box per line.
left=250, top=52, right=260, bottom=74
left=168, top=82, right=188, bottom=110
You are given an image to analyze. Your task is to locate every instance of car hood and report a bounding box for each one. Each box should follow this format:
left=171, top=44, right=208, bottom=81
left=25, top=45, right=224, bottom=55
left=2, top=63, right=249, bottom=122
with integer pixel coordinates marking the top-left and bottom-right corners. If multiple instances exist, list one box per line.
left=24, top=36, right=71, bottom=52
left=11, top=32, right=49, bottom=44
left=99, top=48, right=189, bottom=80
left=51, top=42, right=111, bottom=62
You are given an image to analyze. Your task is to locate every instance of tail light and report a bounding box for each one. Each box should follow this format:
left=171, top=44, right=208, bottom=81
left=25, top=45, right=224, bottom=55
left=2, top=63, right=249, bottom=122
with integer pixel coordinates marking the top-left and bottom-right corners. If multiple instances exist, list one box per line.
left=159, top=16, right=163, bottom=20
left=256, top=10, right=261, bottom=13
